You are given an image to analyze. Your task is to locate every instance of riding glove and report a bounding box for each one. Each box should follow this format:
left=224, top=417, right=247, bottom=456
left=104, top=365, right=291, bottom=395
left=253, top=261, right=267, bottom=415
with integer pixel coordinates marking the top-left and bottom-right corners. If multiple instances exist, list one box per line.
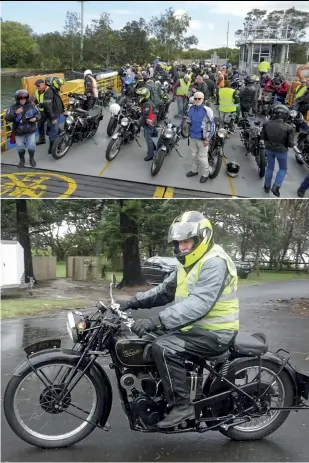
left=131, top=315, right=162, bottom=338
left=120, top=298, right=141, bottom=311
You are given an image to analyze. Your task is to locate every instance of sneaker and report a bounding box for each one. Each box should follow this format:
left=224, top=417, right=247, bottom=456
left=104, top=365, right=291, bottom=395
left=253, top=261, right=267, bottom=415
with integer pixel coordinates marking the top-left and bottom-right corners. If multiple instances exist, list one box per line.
left=186, top=171, right=198, bottom=177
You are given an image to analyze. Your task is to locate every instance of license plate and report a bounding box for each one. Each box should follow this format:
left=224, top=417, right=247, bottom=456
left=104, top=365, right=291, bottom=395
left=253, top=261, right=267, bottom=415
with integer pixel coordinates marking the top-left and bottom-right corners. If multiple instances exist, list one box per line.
left=24, top=339, right=61, bottom=356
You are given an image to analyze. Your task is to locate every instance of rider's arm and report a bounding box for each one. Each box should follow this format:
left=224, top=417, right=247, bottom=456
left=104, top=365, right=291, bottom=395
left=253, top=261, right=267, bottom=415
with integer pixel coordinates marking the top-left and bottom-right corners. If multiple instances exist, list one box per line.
left=158, top=257, right=229, bottom=330
left=134, top=270, right=177, bottom=309
left=202, top=106, right=215, bottom=140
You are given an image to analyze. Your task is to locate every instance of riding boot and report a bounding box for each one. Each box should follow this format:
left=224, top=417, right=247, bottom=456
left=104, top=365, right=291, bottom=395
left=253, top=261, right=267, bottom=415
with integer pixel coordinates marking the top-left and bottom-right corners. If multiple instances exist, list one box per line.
left=48, top=141, right=54, bottom=155
left=18, top=150, right=25, bottom=168
left=271, top=184, right=280, bottom=197
left=36, top=137, right=46, bottom=146
left=28, top=150, right=36, bottom=168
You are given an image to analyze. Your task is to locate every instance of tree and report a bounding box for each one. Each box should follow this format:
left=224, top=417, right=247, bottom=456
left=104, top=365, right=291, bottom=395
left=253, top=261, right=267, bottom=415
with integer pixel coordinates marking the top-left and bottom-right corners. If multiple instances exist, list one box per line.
left=1, top=21, right=38, bottom=67
left=63, top=11, right=81, bottom=70
left=119, top=19, right=150, bottom=64
left=16, top=200, right=35, bottom=283
left=289, top=43, right=308, bottom=64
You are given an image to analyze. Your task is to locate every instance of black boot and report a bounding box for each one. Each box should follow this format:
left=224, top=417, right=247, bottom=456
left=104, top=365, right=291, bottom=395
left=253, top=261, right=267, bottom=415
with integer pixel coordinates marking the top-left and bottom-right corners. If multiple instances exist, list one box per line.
left=18, top=150, right=25, bottom=168
left=264, top=185, right=270, bottom=193
left=271, top=184, right=280, bottom=197
left=156, top=404, right=195, bottom=429
left=28, top=150, right=36, bottom=168
left=48, top=141, right=54, bottom=155
left=297, top=188, right=306, bottom=198
left=186, top=171, right=198, bottom=178
left=36, top=137, right=46, bottom=146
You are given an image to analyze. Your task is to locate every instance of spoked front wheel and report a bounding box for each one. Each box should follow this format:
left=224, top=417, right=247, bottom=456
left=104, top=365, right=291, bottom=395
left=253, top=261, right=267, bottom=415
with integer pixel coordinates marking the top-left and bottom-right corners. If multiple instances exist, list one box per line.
left=4, top=360, right=105, bottom=448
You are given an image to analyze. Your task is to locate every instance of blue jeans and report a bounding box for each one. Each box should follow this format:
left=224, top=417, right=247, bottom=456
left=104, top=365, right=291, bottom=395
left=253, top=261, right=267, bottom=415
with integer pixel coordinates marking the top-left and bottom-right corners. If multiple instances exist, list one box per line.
left=300, top=174, right=309, bottom=191
left=15, top=133, right=36, bottom=153
left=176, top=97, right=187, bottom=117
left=47, top=118, right=60, bottom=142
left=265, top=150, right=288, bottom=187
left=144, top=125, right=156, bottom=159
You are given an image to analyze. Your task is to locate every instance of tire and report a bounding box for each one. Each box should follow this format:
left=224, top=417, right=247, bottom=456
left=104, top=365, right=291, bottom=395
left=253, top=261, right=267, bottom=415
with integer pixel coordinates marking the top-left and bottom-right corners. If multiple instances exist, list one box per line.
left=151, top=148, right=166, bottom=176
left=181, top=120, right=190, bottom=138
left=258, top=147, right=266, bottom=178
left=106, top=137, right=123, bottom=161
left=3, top=359, right=106, bottom=449
left=107, top=117, right=118, bottom=137
left=219, top=359, right=294, bottom=441
left=51, top=133, right=72, bottom=160
left=209, top=147, right=223, bottom=179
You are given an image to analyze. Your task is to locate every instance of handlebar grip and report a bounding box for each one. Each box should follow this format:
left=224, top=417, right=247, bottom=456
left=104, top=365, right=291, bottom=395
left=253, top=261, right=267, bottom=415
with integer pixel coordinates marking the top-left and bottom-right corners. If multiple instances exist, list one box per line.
left=75, top=108, right=89, bottom=115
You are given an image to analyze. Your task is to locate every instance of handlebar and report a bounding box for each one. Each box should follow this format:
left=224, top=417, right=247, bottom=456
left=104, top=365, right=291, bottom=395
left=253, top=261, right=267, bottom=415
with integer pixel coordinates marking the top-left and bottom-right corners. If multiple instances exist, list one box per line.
left=74, top=108, right=89, bottom=115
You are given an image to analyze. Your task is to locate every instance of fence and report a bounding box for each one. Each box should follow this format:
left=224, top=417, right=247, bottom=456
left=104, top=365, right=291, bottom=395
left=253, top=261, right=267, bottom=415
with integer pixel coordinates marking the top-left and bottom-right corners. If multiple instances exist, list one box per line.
left=1, top=72, right=122, bottom=152
left=33, top=256, right=56, bottom=280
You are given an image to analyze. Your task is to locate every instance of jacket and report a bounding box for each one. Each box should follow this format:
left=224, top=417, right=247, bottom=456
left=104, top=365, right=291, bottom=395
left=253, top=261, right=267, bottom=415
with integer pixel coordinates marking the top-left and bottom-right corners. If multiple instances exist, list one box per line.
left=205, top=78, right=215, bottom=97
left=134, top=245, right=238, bottom=344
left=138, top=99, right=156, bottom=127
left=263, top=79, right=275, bottom=93
left=258, top=61, right=270, bottom=73
left=192, top=82, right=209, bottom=100
left=260, top=120, right=295, bottom=153
left=219, top=87, right=238, bottom=113
left=239, top=85, right=258, bottom=110
left=5, top=102, right=40, bottom=136
left=188, top=105, right=215, bottom=140
left=276, top=81, right=289, bottom=96
left=42, top=87, right=65, bottom=120
left=297, top=90, right=309, bottom=115
left=145, top=81, right=161, bottom=109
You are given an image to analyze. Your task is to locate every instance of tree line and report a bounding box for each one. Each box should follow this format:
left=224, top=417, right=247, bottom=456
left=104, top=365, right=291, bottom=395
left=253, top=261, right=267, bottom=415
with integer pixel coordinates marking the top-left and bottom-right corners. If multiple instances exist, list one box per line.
left=1, top=199, right=308, bottom=287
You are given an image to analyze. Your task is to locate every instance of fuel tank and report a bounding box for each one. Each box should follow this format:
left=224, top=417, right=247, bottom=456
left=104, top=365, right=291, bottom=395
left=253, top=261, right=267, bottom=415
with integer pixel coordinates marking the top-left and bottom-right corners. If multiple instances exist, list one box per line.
left=111, top=328, right=155, bottom=367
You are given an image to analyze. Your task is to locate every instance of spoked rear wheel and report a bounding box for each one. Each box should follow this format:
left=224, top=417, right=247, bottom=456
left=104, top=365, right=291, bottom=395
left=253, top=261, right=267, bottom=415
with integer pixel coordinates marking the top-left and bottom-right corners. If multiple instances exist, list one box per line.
left=4, top=360, right=104, bottom=448
left=219, top=359, right=294, bottom=441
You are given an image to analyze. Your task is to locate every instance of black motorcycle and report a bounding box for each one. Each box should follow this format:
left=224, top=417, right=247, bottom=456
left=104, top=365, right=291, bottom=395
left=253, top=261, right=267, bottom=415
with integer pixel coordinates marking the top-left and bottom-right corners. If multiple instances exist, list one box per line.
left=207, top=119, right=228, bottom=179
left=67, top=92, right=88, bottom=111
left=51, top=106, right=103, bottom=160
left=4, top=275, right=309, bottom=449
left=157, top=88, right=171, bottom=122
left=239, top=113, right=266, bottom=178
left=289, top=110, right=309, bottom=168
left=106, top=97, right=137, bottom=137
left=151, top=120, right=182, bottom=176
left=97, top=86, right=116, bottom=108
left=105, top=105, right=141, bottom=161
left=258, top=92, right=274, bottom=119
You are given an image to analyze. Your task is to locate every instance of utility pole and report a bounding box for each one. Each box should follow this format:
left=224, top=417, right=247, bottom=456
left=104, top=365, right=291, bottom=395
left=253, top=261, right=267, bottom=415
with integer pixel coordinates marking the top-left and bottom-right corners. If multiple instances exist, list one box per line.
left=226, top=22, right=229, bottom=61
left=78, top=1, right=89, bottom=67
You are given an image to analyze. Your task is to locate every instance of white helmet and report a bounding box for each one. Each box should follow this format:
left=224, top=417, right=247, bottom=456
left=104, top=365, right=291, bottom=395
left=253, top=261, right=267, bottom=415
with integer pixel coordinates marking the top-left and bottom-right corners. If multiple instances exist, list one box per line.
left=84, top=69, right=92, bottom=78
left=109, top=103, right=121, bottom=115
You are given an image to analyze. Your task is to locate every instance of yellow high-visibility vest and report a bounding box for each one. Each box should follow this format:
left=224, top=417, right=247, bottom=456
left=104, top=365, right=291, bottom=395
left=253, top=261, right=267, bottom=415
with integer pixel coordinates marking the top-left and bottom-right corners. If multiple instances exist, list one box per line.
left=176, top=78, right=190, bottom=96
left=258, top=61, right=270, bottom=73
left=34, top=89, right=45, bottom=112
left=175, top=244, right=239, bottom=332
left=295, top=85, right=307, bottom=99
left=219, top=87, right=236, bottom=113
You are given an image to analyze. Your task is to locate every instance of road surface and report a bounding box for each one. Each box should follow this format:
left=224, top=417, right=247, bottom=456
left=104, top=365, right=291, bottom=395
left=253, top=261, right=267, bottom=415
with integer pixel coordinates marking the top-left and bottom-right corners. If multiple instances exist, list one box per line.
left=1, top=279, right=309, bottom=461
left=1, top=102, right=307, bottom=199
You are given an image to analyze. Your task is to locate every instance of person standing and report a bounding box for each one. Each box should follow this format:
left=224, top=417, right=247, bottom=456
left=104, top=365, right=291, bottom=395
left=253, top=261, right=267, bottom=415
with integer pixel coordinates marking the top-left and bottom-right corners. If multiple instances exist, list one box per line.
left=33, top=79, right=48, bottom=145
left=175, top=74, right=191, bottom=117
left=258, top=58, right=271, bottom=79
left=186, top=91, right=215, bottom=183
left=261, top=105, right=295, bottom=197
left=42, top=77, right=65, bottom=154
left=218, top=80, right=239, bottom=128
left=84, top=70, right=98, bottom=110
left=203, top=74, right=215, bottom=100
left=135, top=87, right=157, bottom=161
left=5, top=89, right=40, bottom=167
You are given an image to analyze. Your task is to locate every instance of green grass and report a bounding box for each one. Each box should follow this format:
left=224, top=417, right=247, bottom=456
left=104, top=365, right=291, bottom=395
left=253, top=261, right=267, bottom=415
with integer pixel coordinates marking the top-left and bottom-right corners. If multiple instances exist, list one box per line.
left=1, top=298, right=86, bottom=319
left=238, top=271, right=309, bottom=286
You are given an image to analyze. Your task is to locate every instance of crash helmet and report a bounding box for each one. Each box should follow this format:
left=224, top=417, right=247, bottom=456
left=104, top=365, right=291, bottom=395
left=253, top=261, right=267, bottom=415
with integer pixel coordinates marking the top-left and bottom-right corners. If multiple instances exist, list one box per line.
left=15, top=89, right=29, bottom=103
left=244, top=75, right=254, bottom=85
left=45, top=76, right=53, bottom=87
left=263, top=73, right=270, bottom=80
left=136, top=87, right=151, bottom=104
left=51, top=77, right=64, bottom=90
left=84, top=69, right=92, bottom=78
left=272, top=104, right=290, bottom=121
left=226, top=161, right=240, bottom=178
left=168, top=211, right=213, bottom=268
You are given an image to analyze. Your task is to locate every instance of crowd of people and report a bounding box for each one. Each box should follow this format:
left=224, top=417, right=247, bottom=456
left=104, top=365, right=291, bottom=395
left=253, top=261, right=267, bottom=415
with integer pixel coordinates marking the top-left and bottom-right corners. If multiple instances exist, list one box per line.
left=4, top=56, right=309, bottom=197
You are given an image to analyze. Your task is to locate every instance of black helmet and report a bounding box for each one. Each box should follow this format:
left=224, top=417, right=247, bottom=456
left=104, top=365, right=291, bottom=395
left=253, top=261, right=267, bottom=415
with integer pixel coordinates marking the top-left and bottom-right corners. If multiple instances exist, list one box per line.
left=226, top=161, right=240, bottom=178
left=244, top=76, right=254, bottom=85
left=15, top=89, right=29, bottom=103
left=45, top=76, right=53, bottom=87
left=273, top=104, right=290, bottom=121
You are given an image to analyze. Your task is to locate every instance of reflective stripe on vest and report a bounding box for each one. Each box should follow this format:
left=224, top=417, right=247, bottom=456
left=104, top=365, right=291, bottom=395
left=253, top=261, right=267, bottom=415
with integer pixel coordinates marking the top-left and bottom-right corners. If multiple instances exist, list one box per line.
left=175, top=244, right=239, bottom=332
left=296, top=86, right=306, bottom=98
left=176, top=79, right=190, bottom=96
left=35, top=89, right=45, bottom=112
left=219, top=88, right=236, bottom=113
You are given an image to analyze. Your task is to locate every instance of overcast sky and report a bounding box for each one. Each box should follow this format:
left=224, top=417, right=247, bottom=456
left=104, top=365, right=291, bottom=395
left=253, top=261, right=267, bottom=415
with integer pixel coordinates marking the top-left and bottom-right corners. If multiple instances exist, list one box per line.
left=2, top=1, right=309, bottom=49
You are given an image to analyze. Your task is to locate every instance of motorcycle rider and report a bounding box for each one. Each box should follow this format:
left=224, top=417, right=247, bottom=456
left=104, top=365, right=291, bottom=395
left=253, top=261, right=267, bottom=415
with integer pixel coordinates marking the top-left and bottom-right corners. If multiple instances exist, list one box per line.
left=84, top=70, right=98, bottom=110
left=203, top=74, right=215, bottom=101
left=218, top=80, right=239, bottom=130
left=191, top=75, right=209, bottom=103
left=258, top=57, right=271, bottom=80
left=175, top=74, right=191, bottom=117
left=122, top=211, right=239, bottom=429
left=135, top=87, right=157, bottom=161
left=33, top=79, right=48, bottom=145
left=42, top=77, right=65, bottom=154
left=296, top=80, right=309, bottom=117
left=239, top=76, right=258, bottom=118
left=261, top=104, right=295, bottom=197
left=274, top=76, right=289, bottom=105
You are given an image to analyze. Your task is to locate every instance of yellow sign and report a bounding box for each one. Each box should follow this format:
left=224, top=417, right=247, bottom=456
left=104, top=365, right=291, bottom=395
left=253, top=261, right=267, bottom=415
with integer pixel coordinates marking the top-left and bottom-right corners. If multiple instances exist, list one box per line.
left=1, top=171, right=77, bottom=198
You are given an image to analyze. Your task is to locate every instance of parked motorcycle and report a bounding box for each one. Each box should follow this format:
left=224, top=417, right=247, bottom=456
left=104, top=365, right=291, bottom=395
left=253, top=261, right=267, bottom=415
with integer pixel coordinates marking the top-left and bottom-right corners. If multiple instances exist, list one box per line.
left=207, top=119, right=228, bottom=179
left=180, top=94, right=194, bottom=138
left=258, top=92, right=274, bottom=119
left=157, top=88, right=171, bottom=122
left=97, top=86, right=117, bottom=108
left=51, top=107, right=103, bottom=160
left=289, top=110, right=309, bottom=168
left=239, top=113, right=266, bottom=178
left=106, top=97, right=136, bottom=137
left=67, top=92, right=88, bottom=111
left=105, top=105, right=141, bottom=161
left=151, top=120, right=182, bottom=176
left=4, top=274, right=309, bottom=449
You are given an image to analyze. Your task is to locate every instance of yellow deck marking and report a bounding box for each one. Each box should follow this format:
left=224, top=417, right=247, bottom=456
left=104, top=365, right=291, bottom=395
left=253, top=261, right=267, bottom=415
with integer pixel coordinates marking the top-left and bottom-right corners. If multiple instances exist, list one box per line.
left=164, top=187, right=174, bottom=198
left=98, top=161, right=112, bottom=177
left=222, top=158, right=237, bottom=197
left=153, top=186, right=165, bottom=198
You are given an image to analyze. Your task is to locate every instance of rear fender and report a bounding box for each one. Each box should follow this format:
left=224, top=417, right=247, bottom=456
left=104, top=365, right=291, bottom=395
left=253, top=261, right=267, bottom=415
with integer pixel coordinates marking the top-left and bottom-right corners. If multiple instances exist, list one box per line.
left=204, top=353, right=300, bottom=404
left=13, top=349, right=113, bottom=428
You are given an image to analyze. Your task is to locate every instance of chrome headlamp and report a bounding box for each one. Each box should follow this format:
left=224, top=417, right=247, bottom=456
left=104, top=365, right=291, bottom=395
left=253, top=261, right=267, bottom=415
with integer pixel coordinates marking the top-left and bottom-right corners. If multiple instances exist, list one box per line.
left=164, top=128, right=174, bottom=138
left=121, top=117, right=129, bottom=127
left=69, top=97, right=76, bottom=105
left=66, top=312, right=78, bottom=343
left=289, top=110, right=297, bottom=118
left=66, top=115, right=74, bottom=125
left=218, top=128, right=227, bottom=138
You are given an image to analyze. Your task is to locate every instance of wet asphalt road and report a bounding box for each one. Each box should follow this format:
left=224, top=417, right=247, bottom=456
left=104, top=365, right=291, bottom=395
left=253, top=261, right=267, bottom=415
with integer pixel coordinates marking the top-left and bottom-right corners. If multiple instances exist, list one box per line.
left=1, top=280, right=309, bottom=462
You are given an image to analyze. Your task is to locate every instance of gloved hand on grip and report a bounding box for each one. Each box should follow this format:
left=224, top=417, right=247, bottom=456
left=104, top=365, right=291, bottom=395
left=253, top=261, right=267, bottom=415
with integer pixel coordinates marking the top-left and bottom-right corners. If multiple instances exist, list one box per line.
left=119, top=298, right=141, bottom=312
left=131, top=317, right=160, bottom=338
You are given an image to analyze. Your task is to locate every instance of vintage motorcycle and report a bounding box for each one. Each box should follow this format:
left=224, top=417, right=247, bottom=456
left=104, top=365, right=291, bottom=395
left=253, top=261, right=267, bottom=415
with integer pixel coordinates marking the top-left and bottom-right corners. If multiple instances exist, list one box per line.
left=97, top=86, right=117, bottom=108
left=4, top=275, right=309, bottom=449
left=258, top=92, right=274, bottom=119
left=289, top=110, right=309, bottom=169
left=105, top=105, right=141, bottom=161
left=67, top=92, right=88, bottom=111
left=151, top=120, right=182, bottom=176
left=51, top=106, right=103, bottom=160
left=238, top=113, right=266, bottom=178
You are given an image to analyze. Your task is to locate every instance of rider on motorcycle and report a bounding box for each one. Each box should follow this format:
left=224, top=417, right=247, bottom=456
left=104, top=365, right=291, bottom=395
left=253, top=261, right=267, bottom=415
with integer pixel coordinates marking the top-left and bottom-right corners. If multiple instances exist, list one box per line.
left=239, top=76, right=258, bottom=117
left=122, top=211, right=239, bottom=429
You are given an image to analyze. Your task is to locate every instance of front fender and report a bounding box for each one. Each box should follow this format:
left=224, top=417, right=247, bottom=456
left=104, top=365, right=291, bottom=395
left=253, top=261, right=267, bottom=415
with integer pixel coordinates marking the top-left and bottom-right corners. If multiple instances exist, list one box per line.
left=112, top=132, right=120, bottom=140
left=13, top=348, right=113, bottom=429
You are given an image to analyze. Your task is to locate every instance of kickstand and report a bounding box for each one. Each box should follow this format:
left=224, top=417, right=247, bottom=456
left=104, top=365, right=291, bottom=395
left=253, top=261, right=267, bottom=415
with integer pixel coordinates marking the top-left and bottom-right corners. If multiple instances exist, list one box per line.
left=135, top=138, right=142, bottom=147
left=175, top=148, right=183, bottom=158
left=90, top=137, right=98, bottom=146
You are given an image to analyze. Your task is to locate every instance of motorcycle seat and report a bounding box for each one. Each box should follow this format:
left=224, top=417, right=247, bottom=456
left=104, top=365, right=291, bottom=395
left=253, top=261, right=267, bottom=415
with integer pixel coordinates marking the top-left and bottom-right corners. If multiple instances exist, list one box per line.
left=232, top=332, right=268, bottom=356
left=206, top=350, right=230, bottom=363
left=88, top=107, right=102, bottom=119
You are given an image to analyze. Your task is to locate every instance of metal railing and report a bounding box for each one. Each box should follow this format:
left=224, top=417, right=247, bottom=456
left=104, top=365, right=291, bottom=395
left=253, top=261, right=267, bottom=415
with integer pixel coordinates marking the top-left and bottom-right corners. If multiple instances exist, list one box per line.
left=1, top=74, right=122, bottom=152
